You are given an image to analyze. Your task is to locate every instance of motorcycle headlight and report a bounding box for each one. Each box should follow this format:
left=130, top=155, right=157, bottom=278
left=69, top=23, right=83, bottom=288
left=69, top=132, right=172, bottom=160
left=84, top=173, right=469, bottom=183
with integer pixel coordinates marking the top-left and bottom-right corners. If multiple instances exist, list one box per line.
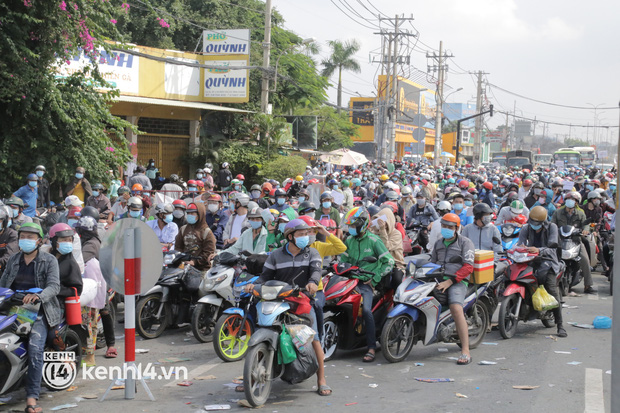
left=503, top=226, right=514, bottom=237
left=163, top=254, right=176, bottom=265
left=405, top=293, right=420, bottom=304
left=260, top=286, right=281, bottom=301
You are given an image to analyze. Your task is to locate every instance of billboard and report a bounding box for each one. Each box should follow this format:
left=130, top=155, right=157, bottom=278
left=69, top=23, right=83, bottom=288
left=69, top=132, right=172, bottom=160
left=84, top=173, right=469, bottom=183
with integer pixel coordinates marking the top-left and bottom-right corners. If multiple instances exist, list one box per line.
left=203, top=60, right=249, bottom=99
left=203, top=29, right=250, bottom=55
left=282, top=116, right=318, bottom=150
left=350, top=98, right=374, bottom=126
left=377, top=76, right=436, bottom=127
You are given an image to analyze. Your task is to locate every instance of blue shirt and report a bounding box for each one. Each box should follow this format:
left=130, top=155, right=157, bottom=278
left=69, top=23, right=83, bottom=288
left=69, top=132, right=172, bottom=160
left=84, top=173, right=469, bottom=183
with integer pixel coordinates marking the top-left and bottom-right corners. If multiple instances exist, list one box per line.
left=451, top=208, right=473, bottom=226
left=13, top=185, right=38, bottom=217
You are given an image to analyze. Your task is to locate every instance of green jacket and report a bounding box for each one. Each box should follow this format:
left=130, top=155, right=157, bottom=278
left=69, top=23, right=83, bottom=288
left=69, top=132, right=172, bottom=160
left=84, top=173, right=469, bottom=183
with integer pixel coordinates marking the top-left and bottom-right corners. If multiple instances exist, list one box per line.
left=551, top=205, right=587, bottom=229
left=341, top=232, right=394, bottom=287
left=266, top=231, right=286, bottom=252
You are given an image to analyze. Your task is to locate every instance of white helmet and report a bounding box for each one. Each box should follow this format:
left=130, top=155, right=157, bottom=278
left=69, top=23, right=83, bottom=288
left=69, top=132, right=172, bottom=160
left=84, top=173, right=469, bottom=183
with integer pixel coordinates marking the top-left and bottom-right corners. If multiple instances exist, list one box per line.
left=437, top=200, right=452, bottom=212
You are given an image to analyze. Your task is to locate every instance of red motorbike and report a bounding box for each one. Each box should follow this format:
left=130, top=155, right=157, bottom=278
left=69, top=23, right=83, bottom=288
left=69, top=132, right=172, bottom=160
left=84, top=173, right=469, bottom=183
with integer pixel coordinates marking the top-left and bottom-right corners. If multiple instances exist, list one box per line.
left=498, top=247, right=563, bottom=339
left=321, top=257, right=394, bottom=360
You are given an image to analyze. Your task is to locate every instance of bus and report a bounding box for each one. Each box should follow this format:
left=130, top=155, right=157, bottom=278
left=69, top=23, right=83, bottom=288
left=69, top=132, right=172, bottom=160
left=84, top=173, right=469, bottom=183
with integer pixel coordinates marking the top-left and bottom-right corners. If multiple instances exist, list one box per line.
left=533, top=153, right=553, bottom=168
left=553, top=148, right=581, bottom=167
left=491, top=152, right=507, bottom=166
left=572, top=146, right=596, bottom=166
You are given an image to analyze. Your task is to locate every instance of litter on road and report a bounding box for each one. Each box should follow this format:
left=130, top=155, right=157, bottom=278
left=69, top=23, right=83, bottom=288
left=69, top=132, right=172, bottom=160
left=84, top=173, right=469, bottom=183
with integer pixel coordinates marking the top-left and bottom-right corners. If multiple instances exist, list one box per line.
left=368, top=384, right=378, bottom=388
left=567, top=322, right=595, bottom=329
left=135, top=349, right=150, bottom=353
left=195, top=375, right=217, bottom=380
left=50, top=404, right=78, bottom=411
left=567, top=361, right=582, bottom=365
left=438, top=348, right=449, bottom=352
left=478, top=361, right=497, bottom=365
left=415, top=378, right=455, bottom=383
left=178, top=381, right=193, bottom=386
left=204, top=405, right=231, bottom=411
left=513, top=385, right=539, bottom=390
left=455, top=393, right=468, bottom=398
left=482, top=342, right=499, bottom=345
left=158, top=357, right=192, bottom=363
left=554, top=351, right=572, bottom=354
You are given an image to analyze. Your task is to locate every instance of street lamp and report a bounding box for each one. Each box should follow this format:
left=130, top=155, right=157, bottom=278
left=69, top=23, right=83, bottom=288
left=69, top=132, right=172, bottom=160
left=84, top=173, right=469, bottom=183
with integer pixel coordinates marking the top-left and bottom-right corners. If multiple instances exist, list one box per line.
left=586, top=102, right=606, bottom=144
left=272, top=37, right=316, bottom=91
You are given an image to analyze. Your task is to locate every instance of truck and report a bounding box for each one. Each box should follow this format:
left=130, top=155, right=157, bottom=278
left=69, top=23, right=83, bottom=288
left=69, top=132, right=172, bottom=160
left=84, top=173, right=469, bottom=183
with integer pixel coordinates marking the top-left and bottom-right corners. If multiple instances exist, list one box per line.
left=506, top=150, right=533, bottom=170
left=491, top=152, right=507, bottom=166
left=533, top=153, right=553, bottom=168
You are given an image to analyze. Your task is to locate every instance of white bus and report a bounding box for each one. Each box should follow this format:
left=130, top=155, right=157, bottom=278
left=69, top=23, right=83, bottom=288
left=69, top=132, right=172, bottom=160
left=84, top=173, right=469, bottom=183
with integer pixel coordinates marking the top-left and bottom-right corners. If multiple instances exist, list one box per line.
left=572, top=146, right=596, bottom=166
left=533, top=153, right=553, bottom=168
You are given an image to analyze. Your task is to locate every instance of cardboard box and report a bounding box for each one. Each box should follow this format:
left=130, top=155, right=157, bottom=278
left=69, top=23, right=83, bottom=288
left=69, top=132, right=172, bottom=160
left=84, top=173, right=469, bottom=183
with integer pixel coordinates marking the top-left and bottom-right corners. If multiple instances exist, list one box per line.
left=473, top=250, right=494, bottom=284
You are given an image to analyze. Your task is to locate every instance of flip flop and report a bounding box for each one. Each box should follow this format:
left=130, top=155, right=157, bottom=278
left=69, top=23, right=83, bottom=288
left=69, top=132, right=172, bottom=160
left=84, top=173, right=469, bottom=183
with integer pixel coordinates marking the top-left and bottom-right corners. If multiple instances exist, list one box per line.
left=362, top=351, right=375, bottom=363
left=25, top=405, right=42, bottom=413
left=317, top=384, right=332, bottom=396
left=457, top=354, right=472, bottom=365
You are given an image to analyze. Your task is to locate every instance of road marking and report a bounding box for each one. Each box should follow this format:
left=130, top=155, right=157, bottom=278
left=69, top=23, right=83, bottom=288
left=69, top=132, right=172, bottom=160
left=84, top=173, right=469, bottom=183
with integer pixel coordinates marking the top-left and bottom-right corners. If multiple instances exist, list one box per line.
left=164, top=356, right=222, bottom=387
left=584, top=368, right=605, bottom=413
left=588, top=294, right=599, bottom=301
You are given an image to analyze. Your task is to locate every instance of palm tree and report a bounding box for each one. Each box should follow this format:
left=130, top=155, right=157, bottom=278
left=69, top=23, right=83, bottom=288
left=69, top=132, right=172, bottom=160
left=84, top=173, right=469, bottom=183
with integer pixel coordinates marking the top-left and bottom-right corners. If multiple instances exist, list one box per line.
left=321, top=39, right=361, bottom=112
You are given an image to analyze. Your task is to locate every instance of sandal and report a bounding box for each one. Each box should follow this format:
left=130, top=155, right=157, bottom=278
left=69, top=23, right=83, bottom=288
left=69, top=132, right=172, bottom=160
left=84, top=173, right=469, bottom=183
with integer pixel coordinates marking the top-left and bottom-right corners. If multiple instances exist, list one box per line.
left=25, top=405, right=42, bottom=413
left=105, top=347, right=118, bottom=358
left=362, top=351, right=375, bottom=363
left=457, top=354, right=472, bottom=365
left=317, top=384, right=332, bottom=396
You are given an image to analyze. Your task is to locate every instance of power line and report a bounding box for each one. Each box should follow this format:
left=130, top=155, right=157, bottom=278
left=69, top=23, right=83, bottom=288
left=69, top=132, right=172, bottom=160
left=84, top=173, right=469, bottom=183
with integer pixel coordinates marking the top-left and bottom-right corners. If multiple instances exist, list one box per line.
left=329, top=0, right=378, bottom=30
left=495, top=110, right=619, bottom=129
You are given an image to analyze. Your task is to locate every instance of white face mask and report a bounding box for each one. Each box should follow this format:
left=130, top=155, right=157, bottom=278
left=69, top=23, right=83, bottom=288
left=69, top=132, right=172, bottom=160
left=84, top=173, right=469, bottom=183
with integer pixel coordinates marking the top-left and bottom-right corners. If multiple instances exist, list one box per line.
left=207, top=203, right=219, bottom=213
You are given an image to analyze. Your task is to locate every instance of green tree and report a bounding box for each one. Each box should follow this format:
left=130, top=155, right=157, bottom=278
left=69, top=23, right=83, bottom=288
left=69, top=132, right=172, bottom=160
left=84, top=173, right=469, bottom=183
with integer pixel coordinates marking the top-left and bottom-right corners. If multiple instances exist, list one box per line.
left=564, top=138, right=590, bottom=147
left=321, top=40, right=361, bottom=111
left=259, top=155, right=307, bottom=185
left=296, top=106, right=357, bottom=151
left=217, top=141, right=266, bottom=187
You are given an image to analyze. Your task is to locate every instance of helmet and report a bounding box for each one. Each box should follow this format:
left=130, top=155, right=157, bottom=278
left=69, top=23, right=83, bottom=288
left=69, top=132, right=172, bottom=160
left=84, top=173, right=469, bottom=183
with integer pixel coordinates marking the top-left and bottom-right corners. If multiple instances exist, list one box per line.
left=261, top=182, right=273, bottom=193
left=196, top=181, right=204, bottom=188
left=5, top=196, right=24, bottom=208
left=154, top=203, right=174, bottom=215
left=566, top=191, right=582, bottom=203
left=247, top=206, right=263, bottom=219
left=169, top=174, right=179, bottom=182
left=297, top=188, right=310, bottom=198
left=80, top=206, right=100, bottom=222
left=298, top=215, right=318, bottom=228
left=472, top=203, right=493, bottom=220
left=342, top=179, right=351, bottom=188
left=231, top=179, right=241, bottom=186
left=92, top=183, right=105, bottom=191
left=236, top=174, right=245, bottom=181
left=380, top=174, right=389, bottom=181
left=67, top=206, right=82, bottom=218
left=274, top=188, right=286, bottom=198
left=529, top=206, right=548, bottom=222
left=284, top=218, right=310, bottom=237
left=385, top=190, right=399, bottom=201
left=187, top=203, right=198, bottom=211
left=235, top=193, right=250, bottom=207
left=458, top=180, right=469, bottom=189
left=587, top=191, right=602, bottom=200
left=532, top=181, right=544, bottom=190
left=447, top=178, right=456, bottom=184
left=590, top=179, right=601, bottom=186
left=172, top=199, right=187, bottom=209
left=187, top=180, right=197, bottom=187
left=19, top=222, right=43, bottom=238
left=298, top=201, right=316, bottom=215
left=118, top=186, right=130, bottom=195
left=76, top=215, right=98, bottom=232
left=127, top=197, right=143, bottom=209
left=437, top=200, right=452, bottom=213
left=0, top=207, right=7, bottom=230
left=440, top=213, right=461, bottom=228
left=49, top=223, right=74, bottom=239
left=327, top=179, right=338, bottom=187
left=27, top=173, right=37, bottom=181
left=483, top=181, right=493, bottom=190
left=510, top=200, right=524, bottom=214
left=195, top=168, right=204, bottom=174
left=344, top=207, right=369, bottom=234
left=523, top=179, right=532, bottom=186
left=222, top=162, right=229, bottom=168
left=295, top=175, right=304, bottom=182
left=381, top=201, right=398, bottom=214
left=35, top=165, right=46, bottom=172
left=401, top=186, right=412, bottom=195
left=251, top=184, right=261, bottom=192
left=320, top=191, right=333, bottom=201
left=131, top=183, right=143, bottom=191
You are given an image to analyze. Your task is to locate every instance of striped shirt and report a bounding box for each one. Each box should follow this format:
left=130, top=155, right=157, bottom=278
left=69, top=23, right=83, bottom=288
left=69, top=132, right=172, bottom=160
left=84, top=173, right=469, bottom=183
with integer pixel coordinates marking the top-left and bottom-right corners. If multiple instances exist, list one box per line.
left=258, top=243, right=322, bottom=288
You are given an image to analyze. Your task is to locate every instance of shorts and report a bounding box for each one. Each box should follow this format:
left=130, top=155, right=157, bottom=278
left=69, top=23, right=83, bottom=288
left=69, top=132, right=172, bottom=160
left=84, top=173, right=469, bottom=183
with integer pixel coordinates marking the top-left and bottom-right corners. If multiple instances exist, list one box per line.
left=447, top=282, right=467, bottom=307
left=308, top=308, right=320, bottom=342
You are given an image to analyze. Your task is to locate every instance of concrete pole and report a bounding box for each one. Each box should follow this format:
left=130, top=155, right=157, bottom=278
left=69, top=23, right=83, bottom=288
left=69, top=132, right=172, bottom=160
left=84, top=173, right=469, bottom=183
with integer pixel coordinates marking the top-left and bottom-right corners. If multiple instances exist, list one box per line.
left=260, top=0, right=272, bottom=114
left=381, top=34, right=393, bottom=163
left=433, top=41, right=444, bottom=167
left=612, top=99, right=620, bottom=413
left=473, top=71, right=483, bottom=165
left=389, top=15, right=399, bottom=161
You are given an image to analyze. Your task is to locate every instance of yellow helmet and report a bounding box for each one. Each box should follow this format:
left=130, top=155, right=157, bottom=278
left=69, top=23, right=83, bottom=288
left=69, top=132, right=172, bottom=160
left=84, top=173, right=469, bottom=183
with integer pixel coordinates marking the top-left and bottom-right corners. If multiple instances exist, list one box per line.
left=380, top=174, right=389, bottom=181
left=295, top=175, right=304, bottom=182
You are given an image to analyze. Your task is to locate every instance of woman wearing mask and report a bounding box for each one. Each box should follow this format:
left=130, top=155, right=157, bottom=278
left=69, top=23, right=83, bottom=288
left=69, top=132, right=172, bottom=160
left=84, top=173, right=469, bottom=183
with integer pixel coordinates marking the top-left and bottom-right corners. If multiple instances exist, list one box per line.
left=174, top=202, right=217, bottom=271
left=369, top=208, right=405, bottom=288
left=266, top=212, right=289, bottom=251
left=219, top=206, right=268, bottom=256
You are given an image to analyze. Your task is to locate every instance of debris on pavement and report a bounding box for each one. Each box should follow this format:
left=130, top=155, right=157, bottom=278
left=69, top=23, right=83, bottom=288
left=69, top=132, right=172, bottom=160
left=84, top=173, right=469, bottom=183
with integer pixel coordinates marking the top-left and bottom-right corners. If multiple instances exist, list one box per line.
left=360, top=373, right=373, bottom=378
left=438, top=348, right=449, bottom=352
left=567, top=292, right=582, bottom=297
left=567, top=322, right=595, bottom=329
left=238, top=399, right=261, bottom=408
left=195, top=375, right=217, bottom=380
left=79, top=395, right=98, bottom=400
left=567, top=361, right=582, bottom=365
left=50, top=404, right=78, bottom=411
left=593, top=316, right=612, bottom=329
left=66, top=386, right=78, bottom=391
left=478, top=361, right=497, bottom=365
left=482, top=342, right=498, bottom=345
left=415, top=363, right=425, bottom=366
left=545, top=335, right=558, bottom=341
left=455, top=393, right=468, bottom=398
left=158, top=357, right=192, bottom=363
left=512, top=385, right=539, bottom=390
left=345, top=402, right=358, bottom=406
left=415, top=378, right=455, bottom=383
left=368, top=384, right=378, bottom=388
left=178, top=381, right=193, bottom=386
left=606, top=370, right=611, bottom=375
left=135, top=349, right=150, bottom=353
left=554, top=351, right=572, bottom=354
left=204, top=405, right=231, bottom=411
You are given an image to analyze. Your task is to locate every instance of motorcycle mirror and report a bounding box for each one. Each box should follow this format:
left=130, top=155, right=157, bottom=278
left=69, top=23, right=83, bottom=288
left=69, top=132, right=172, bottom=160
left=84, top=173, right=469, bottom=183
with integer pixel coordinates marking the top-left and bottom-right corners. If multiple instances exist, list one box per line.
left=362, top=256, right=378, bottom=263
left=449, top=256, right=462, bottom=264
left=492, top=236, right=501, bottom=244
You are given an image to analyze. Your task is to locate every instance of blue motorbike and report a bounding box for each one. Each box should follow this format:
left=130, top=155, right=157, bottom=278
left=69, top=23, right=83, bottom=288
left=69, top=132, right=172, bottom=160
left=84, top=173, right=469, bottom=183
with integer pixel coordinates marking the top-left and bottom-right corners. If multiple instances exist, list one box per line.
left=498, top=223, right=522, bottom=251
left=380, top=255, right=490, bottom=363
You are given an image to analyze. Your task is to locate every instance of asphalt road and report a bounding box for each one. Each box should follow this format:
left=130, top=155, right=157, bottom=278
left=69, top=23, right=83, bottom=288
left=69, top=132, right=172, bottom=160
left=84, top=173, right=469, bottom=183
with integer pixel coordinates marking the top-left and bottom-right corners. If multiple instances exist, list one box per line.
left=2, top=272, right=614, bottom=413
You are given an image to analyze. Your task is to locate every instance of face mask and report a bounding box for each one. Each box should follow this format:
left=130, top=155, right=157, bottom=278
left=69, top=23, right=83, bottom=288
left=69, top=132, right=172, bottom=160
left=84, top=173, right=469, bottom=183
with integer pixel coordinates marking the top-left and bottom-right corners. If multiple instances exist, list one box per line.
left=196, top=174, right=203, bottom=179
left=278, top=223, right=287, bottom=233
left=186, top=214, right=198, bottom=225
left=239, top=181, right=244, bottom=186
left=298, top=196, right=306, bottom=203
left=58, top=242, right=73, bottom=255
left=538, top=197, right=546, bottom=205
left=36, top=170, right=44, bottom=178
left=75, top=173, right=84, bottom=179
left=492, top=181, right=498, bottom=185
left=252, top=190, right=261, bottom=199
left=277, top=198, right=286, bottom=206
left=565, top=199, right=576, bottom=208
left=363, top=177, right=367, bottom=181
left=129, top=210, right=141, bottom=218
left=453, top=203, right=464, bottom=211
left=593, top=199, right=601, bottom=206
left=416, top=199, right=425, bottom=207
left=534, top=189, right=542, bottom=196
left=464, top=200, right=473, bottom=207
left=234, top=185, right=241, bottom=191
left=173, top=210, right=185, bottom=219
left=308, top=234, right=317, bottom=245
left=92, top=191, right=99, bottom=197
left=68, top=218, right=78, bottom=227
left=482, top=215, right=492, bottom=225
left=412, top=181, right=418, bottom=185
left=348, top=227, right=358, bottom=237
left=164, top=214, right=173, bottom=223
left=19, top=239, right=38, bottom=254
left=586, top=185, right=594, bottom=191
left=29, top=181, right=37, bottom=188
left=11, top=209, right=19, bottom=218
left=188, top=187, right=197, bottom=192
left=441, top=228, right=455, bottom=239
left=249, top=220, right=262, bottom=230
left=207, top=204, right=219, bottom=213
left=610, top=185, right=616, bottom=191
left=294, top=235, right=310, bottom=249
left=529, top=223, right=542, bottom=231
left=322, top=201, right=332, bottom=209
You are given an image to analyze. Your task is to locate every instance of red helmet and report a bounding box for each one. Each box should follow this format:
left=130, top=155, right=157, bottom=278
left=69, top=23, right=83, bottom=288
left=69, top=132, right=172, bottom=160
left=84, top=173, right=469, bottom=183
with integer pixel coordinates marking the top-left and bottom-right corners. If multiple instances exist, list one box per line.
left=67, top=206, right=82, bottom=218
left=523, top=179, right=532, bottom=186
left=196, top=180, right=204, bottom=188
left=483, top=181, right=493, bottom=190
left=236, top=174, right=245, bottom=180
left=172, top=199, right=187, bottom=209
left=187, top=180, right=197, bottom=186
left=187, top=203, right=198, bottom=211
left=458, top=180, right=469, bottom=189
left=513, top=177, right=521, bottom=185
left=298, top=215, right=318, bottom=228
left=353, top=169, right=361, bottom=175
left=382, top=201, right=399, bottom=214
left=49, top=223, right=74, bottom=239
left=269, top=188, right=277, bottom=197
left=513, top=214, right=528, bottom=225
left=207, top=193, right=222, bottom=202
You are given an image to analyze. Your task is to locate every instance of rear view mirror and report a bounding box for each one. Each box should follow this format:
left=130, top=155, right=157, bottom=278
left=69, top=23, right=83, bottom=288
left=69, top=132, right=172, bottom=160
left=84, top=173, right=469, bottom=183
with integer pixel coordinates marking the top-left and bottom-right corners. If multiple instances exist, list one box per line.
left=449, top=256, right=462, bottom=264
left=363, top=256, right=378, bottom=263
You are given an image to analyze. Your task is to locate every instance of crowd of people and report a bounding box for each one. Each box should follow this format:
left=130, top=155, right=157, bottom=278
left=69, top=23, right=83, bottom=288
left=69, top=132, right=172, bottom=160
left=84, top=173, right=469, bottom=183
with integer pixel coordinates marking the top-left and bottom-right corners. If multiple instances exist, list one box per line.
left=0, top=157, right=616, bottom=408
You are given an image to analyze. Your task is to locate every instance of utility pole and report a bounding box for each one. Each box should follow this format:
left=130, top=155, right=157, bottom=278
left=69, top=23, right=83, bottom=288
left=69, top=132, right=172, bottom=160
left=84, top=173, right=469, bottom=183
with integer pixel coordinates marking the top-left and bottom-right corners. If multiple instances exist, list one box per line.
left=473, top=70, right=484, bottom=165
left=430, top=41, right=446, bottom=167
left=503, top=112, right=509, bottom=151
left=381, top=33, right=392, bottom=163
left=388, top=15, right=400, bottom=161
left=260, top=0, right=272, bottom=114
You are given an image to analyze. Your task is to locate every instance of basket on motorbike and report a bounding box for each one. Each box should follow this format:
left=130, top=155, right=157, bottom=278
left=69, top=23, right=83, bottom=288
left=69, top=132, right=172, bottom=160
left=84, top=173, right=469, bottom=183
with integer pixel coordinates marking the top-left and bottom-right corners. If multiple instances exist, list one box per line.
left=181, top=267, right=205, bottom=293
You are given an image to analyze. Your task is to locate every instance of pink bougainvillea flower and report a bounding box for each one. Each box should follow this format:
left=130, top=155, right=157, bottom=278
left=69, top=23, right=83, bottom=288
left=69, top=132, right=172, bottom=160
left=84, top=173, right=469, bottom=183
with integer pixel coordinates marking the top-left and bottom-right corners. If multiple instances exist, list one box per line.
left=24, top=0, right=32, bottom=7
left=156, top=17, right=170, bottom=28
left=121, top=2, right=130, bottom=12
left=59, top=1, right=66, bottom=11
left=110, top=19, right=117, bottom=24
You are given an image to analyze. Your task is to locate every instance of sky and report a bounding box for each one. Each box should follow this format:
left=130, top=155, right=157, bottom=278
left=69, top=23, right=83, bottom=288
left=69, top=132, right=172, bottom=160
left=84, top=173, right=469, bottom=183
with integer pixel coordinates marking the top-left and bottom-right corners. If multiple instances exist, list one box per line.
left=273, top=0, right=620, bottom=145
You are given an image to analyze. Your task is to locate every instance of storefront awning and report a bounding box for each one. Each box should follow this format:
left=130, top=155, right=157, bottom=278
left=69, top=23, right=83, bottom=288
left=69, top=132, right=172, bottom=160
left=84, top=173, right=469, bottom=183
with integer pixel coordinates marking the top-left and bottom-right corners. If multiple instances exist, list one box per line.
left=113, top=95, right=253, bottom=113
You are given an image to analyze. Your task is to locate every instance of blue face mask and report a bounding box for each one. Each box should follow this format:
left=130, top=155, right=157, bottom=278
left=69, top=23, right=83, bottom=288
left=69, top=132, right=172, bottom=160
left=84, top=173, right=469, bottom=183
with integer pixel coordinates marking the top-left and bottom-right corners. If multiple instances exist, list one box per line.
left=186, top=214, right=198, bottom=225
left=586, top=185, right=594, bottom=191
left=28, top=181, right=37, bottom=188
left=92, top=191, right=99, bottom=197
left=234, top=185, right=241, bottom=191
left=188, top=187, right=197, bottom=192
left=249, top=220, right=262, bottom=230
left=19, top=239, right=38, bottom=254
left=251, top=191, right=261, bottom=199
left=464, top=200, right=473, bottom=207
left=298, top=196, right=306, bottom=203
left=277, top=198, right=286, bottom=206
left=75, top=173, right=84, bottom=179
left=453, top=203, right=464, bottom=211
left=67, top=218, right=78, bottom=227
left=58, top=242, right=73, bottom=255
left=129, top=210, right=141, bottom=218
left=529, top=223, right=542, bottom=230
left=164, top=214, right=173, bottom=223
left=493, top=181, right=498, bottom=185
left=239, top=181, right=244, bottom=186
left=278, top=223, right=287, bottom=233
left=294, top=235, right=310, bottom=249
left=610, top=185, right=616, bottom=191
left=322, top=201, right=332, bottom=209
left=441, top=228, right=455, bottom=239
left=348, top=227, right=358, bottom=236
left=196, top=174, right=203, bottom=179
left=565, top=199, right=576, bottom=208
left=36, top=170, right=44, bottom=178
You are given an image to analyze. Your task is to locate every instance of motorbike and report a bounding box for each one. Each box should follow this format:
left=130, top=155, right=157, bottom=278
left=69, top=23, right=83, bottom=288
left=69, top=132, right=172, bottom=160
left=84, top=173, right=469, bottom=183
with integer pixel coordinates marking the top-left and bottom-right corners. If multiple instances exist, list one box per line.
left=406, top=222, right=426, bottom=255
left=136, top=250, right=205, bottom=339
left=321, top=256, right=394, bottom=361
left=558, top=225, right=584, bottom=295
left=242, top=281, right=316, bottom=407
left=601, top=212, right=614, bottom=294
left=0, top=287, right=83, bottom=394
left=498, top=248, right=563, bottom=339
left=498, top=222, right=521, bottom=251
left=212, top=269, right=259, bottom=362
left=380, top=254, right=490, bottom=363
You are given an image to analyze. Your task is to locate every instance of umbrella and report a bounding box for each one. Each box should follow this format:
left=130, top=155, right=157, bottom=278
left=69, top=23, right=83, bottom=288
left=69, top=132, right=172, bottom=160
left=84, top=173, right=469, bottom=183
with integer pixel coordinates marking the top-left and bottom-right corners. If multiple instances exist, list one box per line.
left=319, top=148, right=369, bottom=166
left=422, top=152, right=434, bottom=159
left=440, top=151, right=455, bottom=158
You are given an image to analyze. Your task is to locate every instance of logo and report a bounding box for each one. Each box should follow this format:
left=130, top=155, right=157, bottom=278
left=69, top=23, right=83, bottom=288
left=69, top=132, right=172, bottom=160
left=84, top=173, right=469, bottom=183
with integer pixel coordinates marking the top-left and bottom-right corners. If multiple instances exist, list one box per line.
left=43, top=352, right=77, bottom=390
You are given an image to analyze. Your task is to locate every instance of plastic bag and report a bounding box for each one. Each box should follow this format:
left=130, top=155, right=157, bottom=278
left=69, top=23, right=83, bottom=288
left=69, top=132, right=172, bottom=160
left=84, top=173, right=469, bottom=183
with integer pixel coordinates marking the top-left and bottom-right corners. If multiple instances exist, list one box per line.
left=287, top=325, right=316, bottom=350
left=532, top=285, right=559, bottom=312
left=281, top=342, right=319, bottom=384
left=277, top=325, right=297, bottom=365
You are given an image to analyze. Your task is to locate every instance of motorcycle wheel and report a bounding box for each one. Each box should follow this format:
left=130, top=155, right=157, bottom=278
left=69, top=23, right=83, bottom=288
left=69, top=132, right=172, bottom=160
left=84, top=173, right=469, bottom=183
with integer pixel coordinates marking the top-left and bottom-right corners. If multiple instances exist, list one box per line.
left=191, top=303, right=218, bottom=343
left=136, top=294, right=168, bottom=339
left=498, top=294, right=520, bottom=339
left=459, top=302, right=489, bottom=349
left=44, top=329, right=83, bottom=391
left=322, top=317, right=339, bottom=361
left=213, top=313, right=253, bottom=362
left=380, top=314, right=416, bottom=363
left=243, top=343, right=273, bottom=407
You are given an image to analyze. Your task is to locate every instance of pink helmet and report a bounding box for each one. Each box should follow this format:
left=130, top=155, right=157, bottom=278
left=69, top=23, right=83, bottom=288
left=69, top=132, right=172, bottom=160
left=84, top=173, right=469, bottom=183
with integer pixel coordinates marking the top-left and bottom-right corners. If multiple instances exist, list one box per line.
left=49, top=223, right=74, bottom=239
